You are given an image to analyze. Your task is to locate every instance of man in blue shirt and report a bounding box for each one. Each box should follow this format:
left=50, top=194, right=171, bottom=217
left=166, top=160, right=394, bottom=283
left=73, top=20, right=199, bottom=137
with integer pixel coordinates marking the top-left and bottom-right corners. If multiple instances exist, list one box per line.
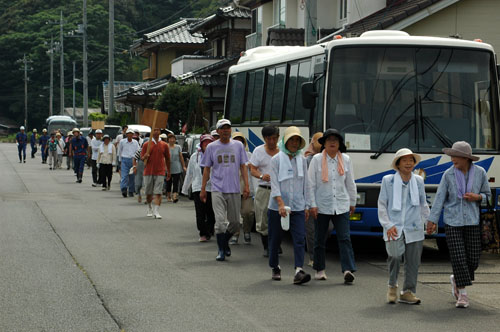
left=30, top=128, right=38, bottom=158
left=38, top=128, right=49, bottom=163
left=70, top=128, right=88, bottom=183
left=15, top=126, right=28, bottom=163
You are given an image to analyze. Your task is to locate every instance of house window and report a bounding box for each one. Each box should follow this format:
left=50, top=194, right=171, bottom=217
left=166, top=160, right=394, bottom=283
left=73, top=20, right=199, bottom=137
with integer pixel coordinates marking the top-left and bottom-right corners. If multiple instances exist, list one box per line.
left=273, top=0, right=286, bottom=27
left=339, top=0, right=347, bottom=20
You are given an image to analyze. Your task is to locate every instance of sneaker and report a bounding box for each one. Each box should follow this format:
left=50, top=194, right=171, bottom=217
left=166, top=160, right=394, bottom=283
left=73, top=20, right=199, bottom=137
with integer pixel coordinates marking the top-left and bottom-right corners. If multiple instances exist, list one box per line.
left=456, top=293, right=469, bottom=308
left=399, top=290, right=421, bottom=304
left=344, top=271, right=355, bottom=284
left=450, top=275, right=459, bottom=300
left=122, top=191, right=127, bottom=198
left=315, top=270, right=327, bottom=280
left=272, top=267, right=281, bottom=281
left=244, top=232, right=251, bottom=244
left=229, top=236, right=238, bottom=245
left=107, top=186, right=110, bottom=191
left=128, top=192, right=134, bottom=197
left=146, top=206, right=153, bottom=217
left=199, top=236, right=208, bottom=242
left=387, top=286, right=398, bottom=304
left=307, top=259, right=314, bottom=267
left=101, top=187, right=107, bottom=191
left=91, top=183, right=97, bottom=187
left=293, top=270, right=311, bottom=285
left=153, top=205, right=162, bottom=219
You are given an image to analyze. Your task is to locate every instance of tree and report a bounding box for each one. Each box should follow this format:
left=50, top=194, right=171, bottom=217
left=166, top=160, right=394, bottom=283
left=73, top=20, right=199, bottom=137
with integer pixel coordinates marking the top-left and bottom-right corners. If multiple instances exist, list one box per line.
left=154, top=83, right=207, bottom=134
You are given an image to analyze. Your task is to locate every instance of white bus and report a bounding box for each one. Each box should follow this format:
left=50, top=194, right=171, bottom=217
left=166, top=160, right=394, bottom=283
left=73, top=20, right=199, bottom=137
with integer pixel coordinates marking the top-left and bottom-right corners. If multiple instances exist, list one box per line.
left=225, top=31, right=500, bottom=249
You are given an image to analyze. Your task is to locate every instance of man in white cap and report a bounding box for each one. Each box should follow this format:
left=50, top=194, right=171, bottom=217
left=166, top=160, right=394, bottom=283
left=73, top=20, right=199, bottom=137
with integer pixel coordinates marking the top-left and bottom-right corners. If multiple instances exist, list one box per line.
left=118, top=128, right=140, bottom=197
left=210, top=130, right=220, bottom=140
left=30, top=128, right=38, bottom=159
left=89, top=129, right=103, bottom=186
left=15, top=126, right=28, bottom=163
left=69, top=128, right=88, bottom=183
left=200, top=119, right=250, bottom=261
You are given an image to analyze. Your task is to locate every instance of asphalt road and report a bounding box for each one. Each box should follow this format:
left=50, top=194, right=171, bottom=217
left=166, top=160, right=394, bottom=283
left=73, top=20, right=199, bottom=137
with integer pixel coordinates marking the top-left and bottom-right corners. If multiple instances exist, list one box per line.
left=1, top=143, right=499, bottom=332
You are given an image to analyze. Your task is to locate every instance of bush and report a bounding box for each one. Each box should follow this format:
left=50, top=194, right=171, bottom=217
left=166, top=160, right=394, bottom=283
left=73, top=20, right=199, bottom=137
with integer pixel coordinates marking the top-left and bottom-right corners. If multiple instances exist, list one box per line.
left=88, top=113, right=107, bottom=122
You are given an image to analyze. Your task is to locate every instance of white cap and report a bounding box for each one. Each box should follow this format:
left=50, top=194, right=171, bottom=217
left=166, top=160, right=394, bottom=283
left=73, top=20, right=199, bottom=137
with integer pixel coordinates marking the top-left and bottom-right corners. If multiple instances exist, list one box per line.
left=95, top=129, right=103, bottom=134
left=216, top=119, right=231, bottom=129
left=210, top=130, right=219, bottom=137
left=159, top=133, right=167, bottom=139
left=126, top=128, right=134, bottom=134
left=20, top=126, right=25, bottom=130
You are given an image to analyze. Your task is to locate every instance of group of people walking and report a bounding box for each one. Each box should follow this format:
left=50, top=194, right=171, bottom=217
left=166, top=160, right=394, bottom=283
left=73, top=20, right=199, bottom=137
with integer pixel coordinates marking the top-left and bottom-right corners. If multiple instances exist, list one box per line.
left=16, top=120, right=489, bottom=309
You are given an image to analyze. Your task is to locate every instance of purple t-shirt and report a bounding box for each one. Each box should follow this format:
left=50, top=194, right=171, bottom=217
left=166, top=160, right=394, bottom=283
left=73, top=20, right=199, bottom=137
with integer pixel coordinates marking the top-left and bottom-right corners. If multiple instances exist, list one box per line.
left=200, top=139, right=248, bottom=193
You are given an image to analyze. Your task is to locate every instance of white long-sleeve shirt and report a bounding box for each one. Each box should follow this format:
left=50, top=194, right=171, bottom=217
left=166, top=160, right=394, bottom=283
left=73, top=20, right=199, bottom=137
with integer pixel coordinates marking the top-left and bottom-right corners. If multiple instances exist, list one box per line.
left=182, top=150, right=211, bottom=194
left=118, top=138, right=140, bottom=161
left=307, top=152, right=357, bottom=215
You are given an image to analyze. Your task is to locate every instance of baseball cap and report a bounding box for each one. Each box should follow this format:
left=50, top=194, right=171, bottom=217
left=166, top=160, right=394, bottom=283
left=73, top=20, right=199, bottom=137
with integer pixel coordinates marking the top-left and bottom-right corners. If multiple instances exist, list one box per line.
left=20, top=126, right=25, bottom=130
left=126, top=128, right=134, bottom=134
left=210, top=130, right=219, bottom=137
left=95, top=129, right=103, bottom=134
left=216, top=119, right=231, bottom=129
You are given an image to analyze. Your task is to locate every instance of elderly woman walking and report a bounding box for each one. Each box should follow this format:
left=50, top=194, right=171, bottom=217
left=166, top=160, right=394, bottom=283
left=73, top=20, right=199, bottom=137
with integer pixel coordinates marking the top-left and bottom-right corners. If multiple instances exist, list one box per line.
left=427, top=141, right=490, bottom=309
left=268, top=126, right=311, bottom=284
left=378, top=148, right=429, bottom=304
left=308, top=129, right=357, bottom=284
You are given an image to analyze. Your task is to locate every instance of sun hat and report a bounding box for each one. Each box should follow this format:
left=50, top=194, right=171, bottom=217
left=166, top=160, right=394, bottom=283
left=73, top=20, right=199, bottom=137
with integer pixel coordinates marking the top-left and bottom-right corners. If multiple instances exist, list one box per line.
left=55, top=132, right=61, bottom=137
left=200, top=134, right=215, bottom=143
left=391, top=148, right=422, bottom=170
left=95, top=129, right=103, bottom=134
left=216, top=119, right=231, bottom=129
left=318, top=129, right=346, bottom=153
left=159, top=133, right=167, bottom=139
left=442, top=141, right=479, bottom=161
left=67, top=131, right=73, bottom=136
left=232, top=132, right=247, bottom=146
left=283, top=126, right=305, bottom=150
left=211, top=130, right=220, bottom=137
left=72, top=128, right=80, bottom=133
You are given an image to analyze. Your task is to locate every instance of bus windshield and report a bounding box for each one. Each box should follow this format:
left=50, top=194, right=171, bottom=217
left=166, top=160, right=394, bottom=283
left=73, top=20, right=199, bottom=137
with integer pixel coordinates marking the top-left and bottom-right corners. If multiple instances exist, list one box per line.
left=47, top=120, right=76, bottom=135
left=326, top=46, right=499, bottom=154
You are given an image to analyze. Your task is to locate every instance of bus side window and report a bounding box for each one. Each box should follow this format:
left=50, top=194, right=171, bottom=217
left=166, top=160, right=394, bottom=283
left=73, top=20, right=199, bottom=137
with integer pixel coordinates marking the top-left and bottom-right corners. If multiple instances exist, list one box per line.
left=309, top=75, right=325, bottom=134
left=244, top=70, right=265, bottom=123
left=227, top=72, right=247, bottom=124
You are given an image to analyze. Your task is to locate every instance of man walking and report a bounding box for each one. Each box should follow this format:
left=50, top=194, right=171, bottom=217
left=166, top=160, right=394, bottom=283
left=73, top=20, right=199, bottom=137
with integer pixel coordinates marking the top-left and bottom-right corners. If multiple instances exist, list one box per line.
left=249, top=125, right=280, bottom=256
left=89, top=129, right=103, bottom=187
left=39, top=128, right=49, bottom=163
left=118, top=128, right=140, bottom=197
left=200, top=119, right=250, bottom=261
left=141, top=128, right=171, bottom=219
left=70, top=128, right=88, bottom=183
left=16, top=126, right=28, bottom=163
left=30, top=128, right=38, bottom=158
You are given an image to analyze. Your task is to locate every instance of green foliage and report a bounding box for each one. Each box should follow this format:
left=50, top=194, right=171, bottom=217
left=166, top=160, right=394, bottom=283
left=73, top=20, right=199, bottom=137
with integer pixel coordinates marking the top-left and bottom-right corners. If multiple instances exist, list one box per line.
left=0, top=0, right=224, bottom=131
left=88, top=112, right=106, bottom=121
left=106, top=112, right=130, bottom=126
left=154, top=83, right=208, bottom=134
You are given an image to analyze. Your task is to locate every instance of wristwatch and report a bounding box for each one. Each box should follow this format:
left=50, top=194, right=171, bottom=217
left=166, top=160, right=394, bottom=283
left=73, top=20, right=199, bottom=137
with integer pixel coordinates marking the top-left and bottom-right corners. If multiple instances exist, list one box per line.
left=259, top=174, right=263, bottom=180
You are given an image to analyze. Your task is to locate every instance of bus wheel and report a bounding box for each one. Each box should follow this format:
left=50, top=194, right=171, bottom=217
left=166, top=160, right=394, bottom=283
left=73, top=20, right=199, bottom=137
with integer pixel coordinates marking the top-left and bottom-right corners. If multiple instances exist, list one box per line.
left=436, top=238, right=448, bottom=253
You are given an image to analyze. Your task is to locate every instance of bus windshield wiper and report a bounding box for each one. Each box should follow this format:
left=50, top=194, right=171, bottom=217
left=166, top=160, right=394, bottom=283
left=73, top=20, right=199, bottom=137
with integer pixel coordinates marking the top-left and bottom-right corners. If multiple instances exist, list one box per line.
left=421, top=116, right=453, bottom=147
left=370, top=119, right=415, bottom=159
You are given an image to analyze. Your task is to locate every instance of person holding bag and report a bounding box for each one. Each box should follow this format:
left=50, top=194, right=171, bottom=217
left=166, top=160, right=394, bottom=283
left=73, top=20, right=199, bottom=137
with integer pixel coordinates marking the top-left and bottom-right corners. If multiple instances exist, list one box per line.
left=427, top=141, right=491, bottom=308
left=268, top=126, right=311, bottom=284
left=378, top=148, right=429, bottom=304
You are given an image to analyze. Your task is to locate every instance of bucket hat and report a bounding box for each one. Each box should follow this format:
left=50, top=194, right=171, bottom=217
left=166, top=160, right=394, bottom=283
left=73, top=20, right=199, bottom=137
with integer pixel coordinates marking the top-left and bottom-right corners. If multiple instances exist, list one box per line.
left=391, top=148, right=422, bottom=170
left=318, top=129, right=346, bottom=153
left=200, top=134, right=215, bottom=143
left=232, top=132, right=247, bottom=146
left=72, top=128, right=80, bottom=133
left=442, top=141, right=479, bottom=161
left=283, top=126, right=305, bottom=150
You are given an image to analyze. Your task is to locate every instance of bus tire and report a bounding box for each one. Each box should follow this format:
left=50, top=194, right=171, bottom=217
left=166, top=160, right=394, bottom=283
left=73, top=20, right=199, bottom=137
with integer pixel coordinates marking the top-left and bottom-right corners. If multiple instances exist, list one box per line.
left=436, top=237, right=448, bottom=253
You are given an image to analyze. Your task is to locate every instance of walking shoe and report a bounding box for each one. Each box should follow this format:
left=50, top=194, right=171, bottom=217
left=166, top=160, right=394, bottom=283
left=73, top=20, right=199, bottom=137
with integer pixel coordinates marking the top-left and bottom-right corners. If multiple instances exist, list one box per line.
left=315, top=270, right=327, bottom=280
left=307, top=259, right=314, bottom=267
left=137, top=195, right=142, bottom=203
left=128, top=192, right=134, bottom=198
left=387, top=286, right=398, bottom=304
left=229, top=236, right=238, bottom=245
left=293, top=270, right=311, bottom=285
left=101, top=186, right=107, bottom=191
left=199, top=236, right=208, bottom=242
left=244, top=232, right=251, bottom=244
left=450, top=275, right=459, bottom=300
left=173, top=192, right=179, bottom=203
left=399, top=291, right=421, bottom=304
left=122, top=190, right=127, bottom=198
left=216, top=234, right=225, bottom=261
left=344, top=271, right=355, bottom=284
left=456, top=293, right=469, bottom=308
left=153, top=205, right=162, bottom=219
left=91, top=183, right=97, bottom=187
left=224, top=232, right=232, bottom=257
left=272, top=266, right=281, bottom=281
left=49, top=167, right=52, bottom=170
left=146, top=205, right=153, bottom=217
left=106, top=186, right=110, bottom=191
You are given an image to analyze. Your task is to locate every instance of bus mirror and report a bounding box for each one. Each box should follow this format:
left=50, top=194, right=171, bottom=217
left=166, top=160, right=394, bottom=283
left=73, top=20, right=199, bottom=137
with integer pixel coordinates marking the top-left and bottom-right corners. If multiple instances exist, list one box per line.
left=302, top=82, right=318, bottom=110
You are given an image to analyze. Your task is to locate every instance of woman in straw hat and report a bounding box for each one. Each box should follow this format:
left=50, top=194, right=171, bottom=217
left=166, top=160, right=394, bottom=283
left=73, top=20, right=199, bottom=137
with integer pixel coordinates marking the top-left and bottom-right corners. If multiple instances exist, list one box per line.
left=268, top=126, right=311, bottom=284
left=308, top=129, right=357, bottom=284
left=378, top=148, right=429, bottom=304
left=427, top=141, right=491, bottom=309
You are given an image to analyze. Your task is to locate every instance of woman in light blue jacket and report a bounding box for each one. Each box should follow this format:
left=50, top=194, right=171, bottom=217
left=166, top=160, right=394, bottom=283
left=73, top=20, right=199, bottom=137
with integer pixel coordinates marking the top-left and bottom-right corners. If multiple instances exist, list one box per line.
left=378, top=148, right=429, bottom=305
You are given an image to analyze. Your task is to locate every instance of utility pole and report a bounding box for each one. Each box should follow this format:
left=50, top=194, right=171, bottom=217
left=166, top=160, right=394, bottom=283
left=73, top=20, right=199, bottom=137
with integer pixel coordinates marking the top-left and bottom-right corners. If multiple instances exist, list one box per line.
left=73, top=61, right=76, bottom=119
left=108, top=0, right=115, bottom=117
left=83, top=0, right=89, bottom=127
left=17, top=54, right=32, bottom=129
left=49, top=35, right=54, bottom=117
left=59, top=10, right=65, bottom=115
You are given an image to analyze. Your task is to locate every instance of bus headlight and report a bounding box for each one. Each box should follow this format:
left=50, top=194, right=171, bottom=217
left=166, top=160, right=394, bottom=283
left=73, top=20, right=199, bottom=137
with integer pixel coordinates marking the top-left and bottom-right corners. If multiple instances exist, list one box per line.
left=356, top=192, right=366, bottom=206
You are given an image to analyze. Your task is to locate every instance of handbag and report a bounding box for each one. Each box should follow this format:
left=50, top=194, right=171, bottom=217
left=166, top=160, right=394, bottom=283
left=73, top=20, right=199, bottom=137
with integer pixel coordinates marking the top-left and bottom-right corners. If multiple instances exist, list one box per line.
left=479, top=200, right=500, bottom=251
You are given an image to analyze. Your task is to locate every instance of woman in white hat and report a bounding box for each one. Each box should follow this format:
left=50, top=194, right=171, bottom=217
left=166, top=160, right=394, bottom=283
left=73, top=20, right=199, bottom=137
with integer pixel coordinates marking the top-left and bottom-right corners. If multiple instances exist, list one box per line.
left=427, top=141, right=491, bottom=309
left=378, top=148, right=429, bottom=304
left=268, top=126, right=311, bottom=284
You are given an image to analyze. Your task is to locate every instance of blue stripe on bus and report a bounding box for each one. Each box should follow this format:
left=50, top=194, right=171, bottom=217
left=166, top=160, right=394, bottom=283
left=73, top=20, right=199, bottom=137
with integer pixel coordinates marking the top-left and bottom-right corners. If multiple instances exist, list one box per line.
left=247, top=129, right=264, bottom=153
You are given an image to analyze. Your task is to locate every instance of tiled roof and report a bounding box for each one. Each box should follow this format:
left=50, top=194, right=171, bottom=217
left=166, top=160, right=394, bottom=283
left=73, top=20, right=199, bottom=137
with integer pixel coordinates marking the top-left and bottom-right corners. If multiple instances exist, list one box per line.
left=337, top=0, right=448, bottom=38
left=267, top=28, right=304, bottom=46
left=179, top=74, right=227, bottom=87
left=190, top=6, right=251, bottom=33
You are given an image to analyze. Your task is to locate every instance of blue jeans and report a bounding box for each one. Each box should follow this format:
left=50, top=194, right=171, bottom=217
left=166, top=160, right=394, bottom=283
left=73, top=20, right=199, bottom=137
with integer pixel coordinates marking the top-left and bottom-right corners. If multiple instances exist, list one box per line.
left=74, top=155, right=86, bottom=177
left=268, top=209, right=306, bottom=269
left=17, top=144, right=26, bottom=160
left=120, top=157, right=135, bottom=193
left=313, top=212, right=356, bottom=273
